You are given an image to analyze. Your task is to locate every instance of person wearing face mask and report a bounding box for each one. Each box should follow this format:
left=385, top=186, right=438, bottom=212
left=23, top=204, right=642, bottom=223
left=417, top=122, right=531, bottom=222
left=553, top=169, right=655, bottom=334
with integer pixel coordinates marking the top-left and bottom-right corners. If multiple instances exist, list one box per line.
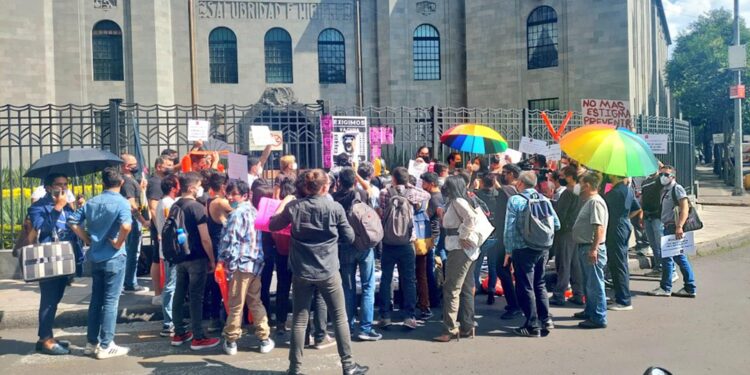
left=154, top=174, right=180, bottom=338
left=206, top=171, right=232, bottom=332
left=571, top=171, right=609, bottom=329
left=246, top=145, right=273, bottom=188
left=416, top=146, right=432, bottom=163
left=168, top=172, right=220, bottom=351
left=494, top=164, right=523, bottom=318
left=120, top=153, right=150, bottom=293
left=549, top=171, right=566, bottom=201
left=274, top=155, right=298, bottom=199
left=434, top=162, right=449, bottom=187
left=549, top=166, right=584, bottom=306
left=647, top=165, right=697, bottom=298
left=146, top=156, right=175, bottom=305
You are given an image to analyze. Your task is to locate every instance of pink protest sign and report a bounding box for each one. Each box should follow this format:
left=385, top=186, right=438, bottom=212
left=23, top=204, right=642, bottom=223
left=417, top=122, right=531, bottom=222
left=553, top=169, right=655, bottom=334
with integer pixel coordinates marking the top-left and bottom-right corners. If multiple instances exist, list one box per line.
left=382, top=127, right=394, bottom=144
left=370, top=128, right=382, bottom=145
left=254, top=197, right=291, bottom=235
left=321, top=115, right=334, bottom=168
left=371, top=144, right=382, bottom=160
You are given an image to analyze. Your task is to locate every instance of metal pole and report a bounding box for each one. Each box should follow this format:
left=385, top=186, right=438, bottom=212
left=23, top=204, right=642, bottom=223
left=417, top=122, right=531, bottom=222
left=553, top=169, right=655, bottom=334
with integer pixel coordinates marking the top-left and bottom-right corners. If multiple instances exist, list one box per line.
left=733, top=0, right=744, bottom=195
left=188, top=0, right=199, bottom=115
left=354, top=0, right=364, bottom=111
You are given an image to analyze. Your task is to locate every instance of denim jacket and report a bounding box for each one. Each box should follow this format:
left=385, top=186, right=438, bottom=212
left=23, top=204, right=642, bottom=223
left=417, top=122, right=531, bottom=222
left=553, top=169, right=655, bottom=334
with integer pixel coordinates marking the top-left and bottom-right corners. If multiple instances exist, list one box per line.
left=28, top=194, right=83, bottom=276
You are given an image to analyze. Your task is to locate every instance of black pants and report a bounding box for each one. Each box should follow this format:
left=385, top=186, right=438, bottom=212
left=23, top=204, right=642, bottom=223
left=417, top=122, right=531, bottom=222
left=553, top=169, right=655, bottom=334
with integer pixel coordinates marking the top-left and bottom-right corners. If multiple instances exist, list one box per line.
left=174, top=258, right=208, bottom=339
left=512, top=248, right=550, bottom=330
left=38, top=277, right=68, bottom=340
left=606, top=236, right=632, bottom=306
left=260, top=233, right=277, bottom=314
left=275, top=253, right=293, bottom=328
left=499, top=246, right=520, bottom=312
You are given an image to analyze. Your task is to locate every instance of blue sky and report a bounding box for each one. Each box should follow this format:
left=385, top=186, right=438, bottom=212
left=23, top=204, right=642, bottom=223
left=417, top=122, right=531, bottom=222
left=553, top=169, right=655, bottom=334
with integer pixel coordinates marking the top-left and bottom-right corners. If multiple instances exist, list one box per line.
left=664, top=0, right=750, bottom=38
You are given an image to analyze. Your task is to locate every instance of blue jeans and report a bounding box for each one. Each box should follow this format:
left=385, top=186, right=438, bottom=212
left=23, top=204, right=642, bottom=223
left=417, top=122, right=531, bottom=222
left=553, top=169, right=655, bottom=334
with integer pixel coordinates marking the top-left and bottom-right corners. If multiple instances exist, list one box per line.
left=481, top=237, right=501, bottom=293
left=340, top=246, right=376, bottom=333
left=379, top=243, right=417, bottom=320
left=88, top=254, right=126, bottom=347
left=660, top=254, right=696, bottom=293
left=511, top=248, right=550, bottom=330
left=643, top=218, right=663, bottom=271
left=606, top=232, right=632, bottom=306
left=426, top=247, right=440, bottom=308
left=38, top=276, right=68, bottom=340
left=578, top=244, right=607, bottom=325
left=124, top=220, right=142, bottom=289
left=161, top=261, right=177, bottom=328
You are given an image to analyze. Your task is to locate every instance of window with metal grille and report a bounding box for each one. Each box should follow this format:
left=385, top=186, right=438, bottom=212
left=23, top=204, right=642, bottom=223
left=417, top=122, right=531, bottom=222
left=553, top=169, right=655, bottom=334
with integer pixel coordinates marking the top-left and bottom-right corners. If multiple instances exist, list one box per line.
left=265, top=28, right=293, bottom=84
left=318, top=28, right=346, bottom=84
left=527, top=6, right=558, bottom=70
left=413, top=24, right=440, bottom=81
left=92, top=20, right=124, bottom=81
left=209, top=27, right=238, bottom=84
left=528, top=98, right=560, bottom=111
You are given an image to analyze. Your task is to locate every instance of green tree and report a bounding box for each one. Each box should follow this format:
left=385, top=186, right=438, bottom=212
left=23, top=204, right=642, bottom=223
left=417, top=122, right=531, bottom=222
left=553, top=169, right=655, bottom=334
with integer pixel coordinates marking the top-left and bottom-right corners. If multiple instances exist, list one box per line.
left=666, top=9, right=750, bottom=171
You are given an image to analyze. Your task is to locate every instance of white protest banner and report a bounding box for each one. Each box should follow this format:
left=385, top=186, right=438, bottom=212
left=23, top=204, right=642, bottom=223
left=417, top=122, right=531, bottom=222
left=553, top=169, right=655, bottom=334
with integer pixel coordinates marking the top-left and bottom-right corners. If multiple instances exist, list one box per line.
left=660, top=231, right=696, bottom=258
left=639, top=133, right=669, bottom=154
left=250, top=125, right=274, bottom=146
left=249, top=130, right=283, bottom=151
left=544, top=144, right=562, bottom=161
left=331, top=116, right=368, bottom=165
left=187, top=119, right=210, bottom=141
left=503, top=148, right=523, bottom=163
left=518, top=136, right=548, bottom=156
left=712, top=133, right=724, bottom=144
left=227, top=153, right=248, bottom=180
left=408, top=159, right=428, bottom=179
left=581, top=99, right=632, bottom=128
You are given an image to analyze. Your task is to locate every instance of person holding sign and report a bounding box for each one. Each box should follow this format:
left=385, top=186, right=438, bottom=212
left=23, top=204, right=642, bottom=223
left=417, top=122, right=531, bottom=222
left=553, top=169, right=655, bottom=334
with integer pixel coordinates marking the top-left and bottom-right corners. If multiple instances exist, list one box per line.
left=648, top=166, right=697, bottom=298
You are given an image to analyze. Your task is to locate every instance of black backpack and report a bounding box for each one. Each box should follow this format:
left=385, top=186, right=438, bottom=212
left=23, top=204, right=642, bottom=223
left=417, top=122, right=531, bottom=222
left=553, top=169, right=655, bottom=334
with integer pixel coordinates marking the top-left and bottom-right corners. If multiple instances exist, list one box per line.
left=161, top=200, right=191, bottom=264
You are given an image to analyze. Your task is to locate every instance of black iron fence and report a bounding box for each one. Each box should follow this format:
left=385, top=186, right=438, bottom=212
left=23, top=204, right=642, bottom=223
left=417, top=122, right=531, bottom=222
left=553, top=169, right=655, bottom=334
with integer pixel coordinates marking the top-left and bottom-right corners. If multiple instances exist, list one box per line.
left=0, top=100, right=694, bottom=247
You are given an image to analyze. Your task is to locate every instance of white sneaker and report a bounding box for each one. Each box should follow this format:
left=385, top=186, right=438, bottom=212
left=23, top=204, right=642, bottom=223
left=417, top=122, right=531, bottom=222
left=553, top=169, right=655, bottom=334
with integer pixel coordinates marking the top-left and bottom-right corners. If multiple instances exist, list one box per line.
left=95, top=343, right=130, bottom=359
left=151, top=295, right=163, bottom=306
left=84, top=343, right=99, bottom=356
left=648, top=287, right=671, bottom=297
left=260, top=338, right=275, bottom=354
left=403, top=318, right=418, bottom=330
left=671, top=272, right=679, bottom=283
left=223, top=339, right=237, bottom=356
left=607, top=303, right=634, bottom=311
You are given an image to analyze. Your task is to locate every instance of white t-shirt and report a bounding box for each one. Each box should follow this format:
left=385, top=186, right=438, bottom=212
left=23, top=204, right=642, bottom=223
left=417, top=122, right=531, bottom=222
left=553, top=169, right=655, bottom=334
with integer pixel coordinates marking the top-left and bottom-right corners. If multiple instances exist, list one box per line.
left=247, top=173, right=258, bottom=188
left=31, top=185, right=76, bottom=203
left=155, top=196, right=178, bottom=258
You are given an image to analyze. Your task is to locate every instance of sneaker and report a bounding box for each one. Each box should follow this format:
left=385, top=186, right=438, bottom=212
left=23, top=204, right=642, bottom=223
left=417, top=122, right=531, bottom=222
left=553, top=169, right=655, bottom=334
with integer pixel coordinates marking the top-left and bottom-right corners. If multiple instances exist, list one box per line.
left=513, top=327, right=541, bottom=337
left=549, top=296, right=566, bottom=306
left=95, top=343, right=130, bottom=359
left=672, top=288, right=696, bottom=298
left=379, top=318, right=392, bottom=328
left=403, top=318, right=418, bottom=329
left=671, top=272, right=679, bottom=283
left=223, top=340, right=237, bottom=356
left=500, top=309, right=523, bottom=320
left=190, top=337, right=220, bottom=351
left=151, top=295, right=163, bottom=306
left=573, top=311, right=589, bottom=319
left=123, top=285, right=149, bottom=293
left=543, top=319, right=555, bottom=330
left=607, top=303, right=634, bottom=311
left=343, top=363, right=370, bottom=375
left=567, top=296, right=585, bottom=306
left=647, top=287, right=672, bottom=297
left=160, top=325, right=175, bottom=337
left=84, top=342, right=99, bottom=356
left=645, top=269, right=662, bottom=278
left=418, top=310, right=433, bottom=320
left=357, top=329, right=383, bottom=341
left=171, top=331, right=194, bottom=346
left=260, top=338, right=275, bottom=354
left=313, top=335, right=337, bottom=350
left=637, top=247, right=653, bottom=256
left=578, top=320, right=607, bottom=329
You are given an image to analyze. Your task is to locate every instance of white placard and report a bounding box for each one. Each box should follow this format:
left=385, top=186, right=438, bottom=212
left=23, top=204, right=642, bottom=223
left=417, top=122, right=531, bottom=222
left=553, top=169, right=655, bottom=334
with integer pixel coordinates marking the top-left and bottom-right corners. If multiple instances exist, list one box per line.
left=227, top=153, right=248, bottom=180
left=187, top=119, right=210, bottom=141
left=503, top=148, right=523, bottom=163
left=712, top=133, right=725, bottom=144
left=544, top=144, right=562, bottom=161
left=660, top=231, right=696, bottom=258
left=331, top=116, right=368, bottom=165
left=518, top=136, right=548, bottom=156
left=249, top=130, right=283, bottom=151
left=408, top=159, right=429, bottom=183
left=250, top=125, right=274, bottom=146
left=639, top=133, right=669, bottom=154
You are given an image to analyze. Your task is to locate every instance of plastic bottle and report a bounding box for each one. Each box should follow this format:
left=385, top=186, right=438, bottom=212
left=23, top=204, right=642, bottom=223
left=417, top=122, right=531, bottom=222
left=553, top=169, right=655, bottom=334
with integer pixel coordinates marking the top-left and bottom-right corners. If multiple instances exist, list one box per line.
left=176, top=228, right=190, bottom=255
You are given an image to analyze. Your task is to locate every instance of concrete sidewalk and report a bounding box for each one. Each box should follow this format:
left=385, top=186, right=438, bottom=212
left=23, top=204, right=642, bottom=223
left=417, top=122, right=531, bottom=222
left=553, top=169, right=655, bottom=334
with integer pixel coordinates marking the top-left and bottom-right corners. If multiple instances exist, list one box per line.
left=2, top=168, right=749, bottom=330
left=695, top=165, right=750, bottom=207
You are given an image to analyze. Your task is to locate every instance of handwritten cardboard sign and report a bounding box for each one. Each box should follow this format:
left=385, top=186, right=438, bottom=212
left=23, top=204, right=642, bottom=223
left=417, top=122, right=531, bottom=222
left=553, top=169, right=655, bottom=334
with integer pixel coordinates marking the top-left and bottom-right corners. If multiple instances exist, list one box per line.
left=518, top=137, right=548, bottom=156
left=249, top=130, right=283, bottom=151
left=227, top=153, right=248, bottom=180
left=581, top=99, right=632, bottom=128
left=187, top=119, right=210, bottom=141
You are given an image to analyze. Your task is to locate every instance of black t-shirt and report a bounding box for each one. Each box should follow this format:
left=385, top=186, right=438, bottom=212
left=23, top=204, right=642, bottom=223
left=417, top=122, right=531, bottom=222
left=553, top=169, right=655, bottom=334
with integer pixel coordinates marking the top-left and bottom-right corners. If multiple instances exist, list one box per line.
left=146, top=175, right=164, bottom=202
left=120, top=175, right=141, bottom=219
left=427, top=191, right=444, bottom=242
left=176, top=198, right=209, bottom=261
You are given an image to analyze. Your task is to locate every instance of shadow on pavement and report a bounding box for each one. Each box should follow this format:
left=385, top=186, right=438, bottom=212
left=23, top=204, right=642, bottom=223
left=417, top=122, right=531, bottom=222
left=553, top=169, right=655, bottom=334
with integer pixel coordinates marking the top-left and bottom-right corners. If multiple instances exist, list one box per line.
left=138, top=358, right=287, bottom=374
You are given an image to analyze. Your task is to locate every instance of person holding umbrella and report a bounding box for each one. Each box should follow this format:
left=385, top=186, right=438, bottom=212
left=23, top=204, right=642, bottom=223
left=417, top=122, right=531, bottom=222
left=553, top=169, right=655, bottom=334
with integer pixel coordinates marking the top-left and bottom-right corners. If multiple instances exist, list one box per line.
left=28, top=173, right=83, bottom=355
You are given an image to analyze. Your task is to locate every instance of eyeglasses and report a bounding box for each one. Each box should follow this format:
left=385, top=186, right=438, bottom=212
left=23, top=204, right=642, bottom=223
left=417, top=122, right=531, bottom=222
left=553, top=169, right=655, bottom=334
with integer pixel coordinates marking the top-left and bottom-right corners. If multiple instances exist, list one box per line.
left=659, top=172, right=673, bottom=177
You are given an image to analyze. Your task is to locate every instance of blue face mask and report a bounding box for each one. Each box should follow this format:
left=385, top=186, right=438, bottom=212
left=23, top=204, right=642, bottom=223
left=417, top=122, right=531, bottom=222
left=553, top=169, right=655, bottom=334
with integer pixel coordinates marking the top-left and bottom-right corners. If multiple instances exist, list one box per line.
left=230, top=201, right=239, bottom=209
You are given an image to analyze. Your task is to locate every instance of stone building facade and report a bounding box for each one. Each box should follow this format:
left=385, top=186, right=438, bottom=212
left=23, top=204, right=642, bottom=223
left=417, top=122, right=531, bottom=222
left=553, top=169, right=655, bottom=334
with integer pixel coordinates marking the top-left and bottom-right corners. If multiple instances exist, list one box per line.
left=0, top=0, right=672, bottom=116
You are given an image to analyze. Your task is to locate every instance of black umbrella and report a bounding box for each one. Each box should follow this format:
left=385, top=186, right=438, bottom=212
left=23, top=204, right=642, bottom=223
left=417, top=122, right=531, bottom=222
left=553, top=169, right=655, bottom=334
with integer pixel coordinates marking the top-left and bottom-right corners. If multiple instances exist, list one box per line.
left=24, top=148, right=123, bottom=179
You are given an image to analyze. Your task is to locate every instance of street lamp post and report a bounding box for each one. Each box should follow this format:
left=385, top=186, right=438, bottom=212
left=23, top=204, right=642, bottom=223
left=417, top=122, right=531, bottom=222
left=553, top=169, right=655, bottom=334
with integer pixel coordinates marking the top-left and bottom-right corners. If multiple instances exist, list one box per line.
left=732, top=0, right=745, bottom=195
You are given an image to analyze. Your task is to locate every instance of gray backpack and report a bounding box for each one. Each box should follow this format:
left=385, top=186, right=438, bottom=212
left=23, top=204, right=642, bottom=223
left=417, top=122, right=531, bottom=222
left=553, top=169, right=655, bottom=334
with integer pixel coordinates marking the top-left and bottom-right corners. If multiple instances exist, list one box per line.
left=517, top=192, right=555, bottom=250
left=348, top=195, right=384, bottom=251
left=382, top=187, right=414, bottom=246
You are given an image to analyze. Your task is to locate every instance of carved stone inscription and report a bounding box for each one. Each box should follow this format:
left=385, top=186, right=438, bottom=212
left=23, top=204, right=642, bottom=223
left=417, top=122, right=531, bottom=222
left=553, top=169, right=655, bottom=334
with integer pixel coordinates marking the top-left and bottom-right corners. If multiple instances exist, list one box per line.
left=198, top=1, right=353, bottom=21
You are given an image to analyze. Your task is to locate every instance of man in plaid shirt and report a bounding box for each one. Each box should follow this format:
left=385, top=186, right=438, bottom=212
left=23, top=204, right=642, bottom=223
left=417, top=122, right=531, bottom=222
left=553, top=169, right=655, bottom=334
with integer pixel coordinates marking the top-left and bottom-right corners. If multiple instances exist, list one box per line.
left=217, top=180, right=274, bottom=355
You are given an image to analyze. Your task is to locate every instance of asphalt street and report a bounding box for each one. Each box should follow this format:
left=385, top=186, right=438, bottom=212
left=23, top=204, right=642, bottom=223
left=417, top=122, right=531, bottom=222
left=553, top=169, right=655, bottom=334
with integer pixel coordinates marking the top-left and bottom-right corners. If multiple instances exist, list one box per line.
left=1, top=247, right=749, bottom=375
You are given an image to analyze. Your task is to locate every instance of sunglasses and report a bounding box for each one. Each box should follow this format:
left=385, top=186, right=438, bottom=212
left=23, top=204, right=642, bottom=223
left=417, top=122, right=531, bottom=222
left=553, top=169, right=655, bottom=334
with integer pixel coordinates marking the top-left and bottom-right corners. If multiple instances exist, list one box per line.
left=659, top=172, right=673, bottom=177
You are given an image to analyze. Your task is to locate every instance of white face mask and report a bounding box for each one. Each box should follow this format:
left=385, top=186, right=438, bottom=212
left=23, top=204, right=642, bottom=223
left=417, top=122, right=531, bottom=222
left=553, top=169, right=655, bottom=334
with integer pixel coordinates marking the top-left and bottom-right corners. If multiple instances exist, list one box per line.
left=195, top=186, right=204, bottom=198
left=572, top=183, right=581, bottom=196
left=291, top=162, right=298, bottom=170
left=660, top=176, right=671, bottom=186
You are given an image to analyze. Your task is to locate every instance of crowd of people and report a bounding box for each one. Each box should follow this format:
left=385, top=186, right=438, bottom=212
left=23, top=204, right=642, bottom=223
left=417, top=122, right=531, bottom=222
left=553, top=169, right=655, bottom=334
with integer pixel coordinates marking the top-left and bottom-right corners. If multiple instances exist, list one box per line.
left=25, top=144, right=698, bottom=375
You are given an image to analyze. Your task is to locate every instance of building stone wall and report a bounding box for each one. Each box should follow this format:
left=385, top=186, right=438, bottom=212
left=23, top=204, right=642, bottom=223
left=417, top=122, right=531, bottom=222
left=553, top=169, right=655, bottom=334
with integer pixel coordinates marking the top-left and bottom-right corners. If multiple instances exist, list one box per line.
left=0, top=0, right=671, bottom=114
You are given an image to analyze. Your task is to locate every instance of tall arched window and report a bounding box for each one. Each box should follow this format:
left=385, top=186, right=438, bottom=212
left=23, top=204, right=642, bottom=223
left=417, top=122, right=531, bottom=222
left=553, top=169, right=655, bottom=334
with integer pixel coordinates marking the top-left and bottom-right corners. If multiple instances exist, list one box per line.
left=92, top=20, right=124, bottom=81
left=318, top=28, right=346, bottom=84
left=209, top=27, right=238, bottom=84
left=527, top=6, right=559, bottom=69
left=264, top=28, right=293, bottom=84
left=413, top=24, right=440, bottom=80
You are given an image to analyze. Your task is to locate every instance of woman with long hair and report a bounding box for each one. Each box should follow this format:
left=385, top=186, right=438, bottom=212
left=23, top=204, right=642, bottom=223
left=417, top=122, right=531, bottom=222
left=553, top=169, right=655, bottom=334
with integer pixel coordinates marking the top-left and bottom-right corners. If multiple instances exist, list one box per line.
left=274, top=155, right=298, bottom=199
left=434, top=175, right=479, bottom=342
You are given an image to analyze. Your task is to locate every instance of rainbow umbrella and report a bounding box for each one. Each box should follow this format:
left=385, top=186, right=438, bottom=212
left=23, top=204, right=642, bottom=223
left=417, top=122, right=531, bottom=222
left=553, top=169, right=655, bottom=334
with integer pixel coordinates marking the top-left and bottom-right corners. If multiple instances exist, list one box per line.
left=559, top=124, right=659, bottom=177
left=440, top=124, right=508, bottom=154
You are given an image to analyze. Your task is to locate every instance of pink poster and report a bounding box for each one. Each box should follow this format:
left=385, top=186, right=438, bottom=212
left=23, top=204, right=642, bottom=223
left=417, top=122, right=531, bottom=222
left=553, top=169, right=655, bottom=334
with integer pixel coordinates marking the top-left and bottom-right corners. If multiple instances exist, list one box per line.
left=383, top=127, right=394, bottom=144
left=254, top=197, right=291, bottom=235
left=371, top=144, right=382, bottom=159
left=321, top=115, right=333, bottom=168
